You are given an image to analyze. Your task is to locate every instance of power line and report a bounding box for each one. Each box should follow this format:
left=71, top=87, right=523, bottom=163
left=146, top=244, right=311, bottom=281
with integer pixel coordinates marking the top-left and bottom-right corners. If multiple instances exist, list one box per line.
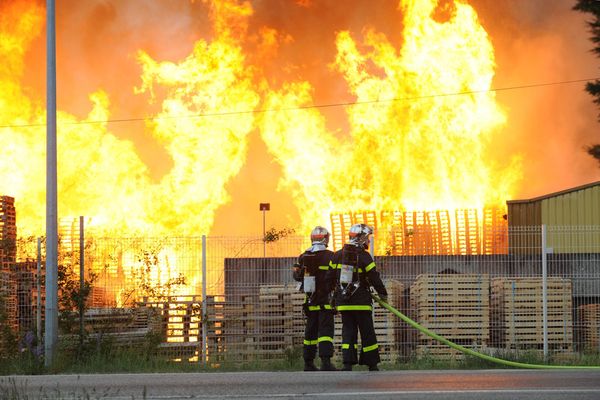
left=1, top=77, right=598, bottom=129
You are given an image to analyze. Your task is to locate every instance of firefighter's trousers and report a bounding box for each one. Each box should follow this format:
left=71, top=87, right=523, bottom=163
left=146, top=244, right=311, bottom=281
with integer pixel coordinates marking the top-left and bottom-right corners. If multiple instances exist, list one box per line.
left=303, top=306, right=334, bottom=361
left=340, top=309, right=380, bottom=366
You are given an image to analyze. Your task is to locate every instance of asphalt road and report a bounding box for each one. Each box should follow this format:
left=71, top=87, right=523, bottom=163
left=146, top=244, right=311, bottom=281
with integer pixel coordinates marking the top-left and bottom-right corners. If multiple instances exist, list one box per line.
left=2, top=369, right=600, bottom=400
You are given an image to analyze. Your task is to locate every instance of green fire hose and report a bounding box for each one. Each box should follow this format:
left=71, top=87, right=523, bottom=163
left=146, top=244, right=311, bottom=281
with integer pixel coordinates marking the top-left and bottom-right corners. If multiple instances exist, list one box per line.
left=371, top=294, right=600, bottom=369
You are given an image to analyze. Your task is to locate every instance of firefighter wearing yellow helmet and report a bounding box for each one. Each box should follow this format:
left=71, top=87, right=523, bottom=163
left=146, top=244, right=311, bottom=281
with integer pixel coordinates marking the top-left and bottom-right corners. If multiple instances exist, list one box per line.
left=331, top=224, right=387, bottom=371
left=292, top=226, right=337, bottom=371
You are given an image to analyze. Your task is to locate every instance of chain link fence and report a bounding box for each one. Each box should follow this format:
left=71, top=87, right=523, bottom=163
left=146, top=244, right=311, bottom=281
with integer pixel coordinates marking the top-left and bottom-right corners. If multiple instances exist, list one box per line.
left=1, top=225, right=600, bottom=365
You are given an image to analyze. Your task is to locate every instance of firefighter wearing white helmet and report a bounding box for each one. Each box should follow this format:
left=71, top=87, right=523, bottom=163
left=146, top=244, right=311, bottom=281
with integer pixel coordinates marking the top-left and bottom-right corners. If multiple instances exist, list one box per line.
left=331, top=223, right=387, bottom=371
left=292, top=226, right=337, bottom=371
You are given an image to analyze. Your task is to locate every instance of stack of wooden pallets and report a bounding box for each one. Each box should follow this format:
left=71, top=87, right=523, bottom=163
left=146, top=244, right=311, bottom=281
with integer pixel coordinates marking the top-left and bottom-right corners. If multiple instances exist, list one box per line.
left=455, top=209, right=481, bottom=255
left=382, top=211, right=453, bottom=256
left=205, top=295, right=257, bottom=362
left=330, top=213, right=353, bottom=251
left=0, top=197, right=18, bottom=334
left=0, top=266, right=17, bottom=332
left=255, top=284, right=304, bottom=359
left=330, top=211, right=378, bottom=251
left=577, top=303, right=600, bottom=352
left=0, top=196, right=16, bottom=262
left=380, top=210, right=403, bottom=256
left=411, top=273, right=490, bottom=359
left=60, top=306, right=163, bottom=353
left=490, top=277, right=573, bottom=350
left=12, top=261, right=38, bottom=332
left=482, top=207, right=508, bottom=255
left=138, top=295, right=201, bottom=360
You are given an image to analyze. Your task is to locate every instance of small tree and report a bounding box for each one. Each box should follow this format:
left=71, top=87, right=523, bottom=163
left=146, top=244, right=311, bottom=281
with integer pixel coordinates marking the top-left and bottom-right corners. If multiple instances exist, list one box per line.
left=263, top=227, right=295, bottom=243
left=57, top=263, right=97, bottom=334
left=574, top=0, right=600, bottom=165
left=120, top=243, right=187, bottom=306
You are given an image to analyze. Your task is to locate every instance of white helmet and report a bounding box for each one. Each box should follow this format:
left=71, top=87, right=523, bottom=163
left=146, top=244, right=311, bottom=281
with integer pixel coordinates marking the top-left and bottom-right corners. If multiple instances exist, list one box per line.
left=310, top=226, right=330, bottom=247
left=306, top=226, right=330, bottom=252
left=348, top=224, right=373, bottom=247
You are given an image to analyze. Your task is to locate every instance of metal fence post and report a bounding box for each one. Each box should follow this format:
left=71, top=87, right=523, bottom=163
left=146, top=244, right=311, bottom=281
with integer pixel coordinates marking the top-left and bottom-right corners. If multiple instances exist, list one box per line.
left=79, top=216, right=84, bottom=348
left=36, top=237, right=42, bottom=345
left=201, top=235, right=207, bottom=366
left=541, top=224, right=548, bottom=360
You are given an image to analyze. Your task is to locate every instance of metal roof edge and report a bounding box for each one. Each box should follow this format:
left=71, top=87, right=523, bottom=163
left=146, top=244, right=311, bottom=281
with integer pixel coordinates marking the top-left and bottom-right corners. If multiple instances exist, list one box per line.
left=507, top=180, right=600, bottom=204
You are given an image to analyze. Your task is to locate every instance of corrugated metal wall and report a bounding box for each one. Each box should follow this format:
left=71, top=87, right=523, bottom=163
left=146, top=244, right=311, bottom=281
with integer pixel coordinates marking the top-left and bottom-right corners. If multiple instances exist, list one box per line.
left=507, top=201, right=542, bottom=226
left=542, top=185, right=600, bottom=225
left=507, top=183, right=600, bottom=254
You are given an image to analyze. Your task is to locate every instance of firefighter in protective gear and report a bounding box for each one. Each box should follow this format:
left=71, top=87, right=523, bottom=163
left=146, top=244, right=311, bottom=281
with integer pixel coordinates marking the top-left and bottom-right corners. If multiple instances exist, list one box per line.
left=293, top=226, right=337, bottom=371
left=331, top=224, right=387, bottom=371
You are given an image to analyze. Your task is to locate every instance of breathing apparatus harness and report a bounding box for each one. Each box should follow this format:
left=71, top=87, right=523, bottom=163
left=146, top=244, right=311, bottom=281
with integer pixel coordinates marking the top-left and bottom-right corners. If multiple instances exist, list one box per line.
left=338, top=244, right=363, bottom=300
left=300, top=251, right=318, bottom=305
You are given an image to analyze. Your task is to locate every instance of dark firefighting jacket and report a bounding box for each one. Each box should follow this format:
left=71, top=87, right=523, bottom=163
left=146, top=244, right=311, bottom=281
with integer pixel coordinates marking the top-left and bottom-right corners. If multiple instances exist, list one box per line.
left=293, top=249, right=334, bottom=308
left=330, top=243, right=387, bottom=311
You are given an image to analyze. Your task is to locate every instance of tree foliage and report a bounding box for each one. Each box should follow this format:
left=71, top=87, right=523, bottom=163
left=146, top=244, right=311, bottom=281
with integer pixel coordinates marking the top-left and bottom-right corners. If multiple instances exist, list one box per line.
left=574, top=0, right=600, bottom=165
left=263, top=227, right=295, bottom=243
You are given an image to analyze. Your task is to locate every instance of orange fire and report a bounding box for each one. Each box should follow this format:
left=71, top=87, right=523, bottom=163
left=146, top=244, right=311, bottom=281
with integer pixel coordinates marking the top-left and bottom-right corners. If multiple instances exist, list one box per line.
left=260, top=0, right=521, bottom=231
left=1, top=0, right=595, bottom=243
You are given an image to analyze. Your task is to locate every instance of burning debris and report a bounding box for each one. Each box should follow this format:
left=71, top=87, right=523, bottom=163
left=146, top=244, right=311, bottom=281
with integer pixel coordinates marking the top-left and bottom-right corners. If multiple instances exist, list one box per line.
left=331, top=207, right=507, bottom=255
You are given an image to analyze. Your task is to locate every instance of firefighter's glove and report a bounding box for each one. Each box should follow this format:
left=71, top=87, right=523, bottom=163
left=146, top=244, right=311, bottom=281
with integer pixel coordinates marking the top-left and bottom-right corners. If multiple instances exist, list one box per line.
left=292, top=263, right=304, bottom=280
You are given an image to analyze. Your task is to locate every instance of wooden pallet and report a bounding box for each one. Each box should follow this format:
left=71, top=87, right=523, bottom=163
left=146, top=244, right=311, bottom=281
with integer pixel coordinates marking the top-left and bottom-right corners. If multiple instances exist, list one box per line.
left=0, top=269, right=18, bottom=331
left=455, top=209, right=480, bottom=255
left=411, top=274, right=490, bottom=344
left=330, top=213, right=353, bottom=251
left=490, top=277, right=572, bottom=349
left=578, top=303, right=600, bottom=351
left=0, top=196, right=16, bottom=262
left=482, top=207, right=508, bottom=255
left=400, top=211, right=453, bottom=256
left=206, top=280, right=404, bottom=364
left=257, top=310, right=301, bottom=346
left=139, top=296, right=202, bottom=343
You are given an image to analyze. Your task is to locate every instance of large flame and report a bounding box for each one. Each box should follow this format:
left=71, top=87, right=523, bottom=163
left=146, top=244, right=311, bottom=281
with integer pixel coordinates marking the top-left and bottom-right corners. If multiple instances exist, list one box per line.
left=21, top=0, right=600, bottom=263
left=260, top=0, right=521, bottom=232
left=0, top=0, right=258, bottom=237
left=5, top=0, right=598, bottom=302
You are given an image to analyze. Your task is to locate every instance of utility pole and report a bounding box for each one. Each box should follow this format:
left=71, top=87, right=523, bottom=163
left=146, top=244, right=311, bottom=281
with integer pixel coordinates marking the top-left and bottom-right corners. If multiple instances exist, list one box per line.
left=45, top=0, right=58, bottom=368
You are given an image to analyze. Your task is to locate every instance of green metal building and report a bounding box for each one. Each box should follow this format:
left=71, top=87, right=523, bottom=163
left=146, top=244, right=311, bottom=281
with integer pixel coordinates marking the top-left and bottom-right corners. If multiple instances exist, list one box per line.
left=507, top=180, right=600, bottom=253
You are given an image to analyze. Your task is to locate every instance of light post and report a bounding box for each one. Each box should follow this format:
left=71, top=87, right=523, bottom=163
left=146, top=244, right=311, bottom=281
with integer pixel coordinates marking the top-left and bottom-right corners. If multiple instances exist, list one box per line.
left=259, top=203, right=270, bottom=257
left=45, top=0, right=58, bottom=368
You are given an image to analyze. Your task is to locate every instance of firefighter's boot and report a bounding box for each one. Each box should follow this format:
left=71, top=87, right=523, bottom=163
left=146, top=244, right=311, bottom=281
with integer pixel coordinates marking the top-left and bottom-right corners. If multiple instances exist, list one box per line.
left=320, top=357, right=337, bottom=371
left=304, top=359, right=318, bottom=371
